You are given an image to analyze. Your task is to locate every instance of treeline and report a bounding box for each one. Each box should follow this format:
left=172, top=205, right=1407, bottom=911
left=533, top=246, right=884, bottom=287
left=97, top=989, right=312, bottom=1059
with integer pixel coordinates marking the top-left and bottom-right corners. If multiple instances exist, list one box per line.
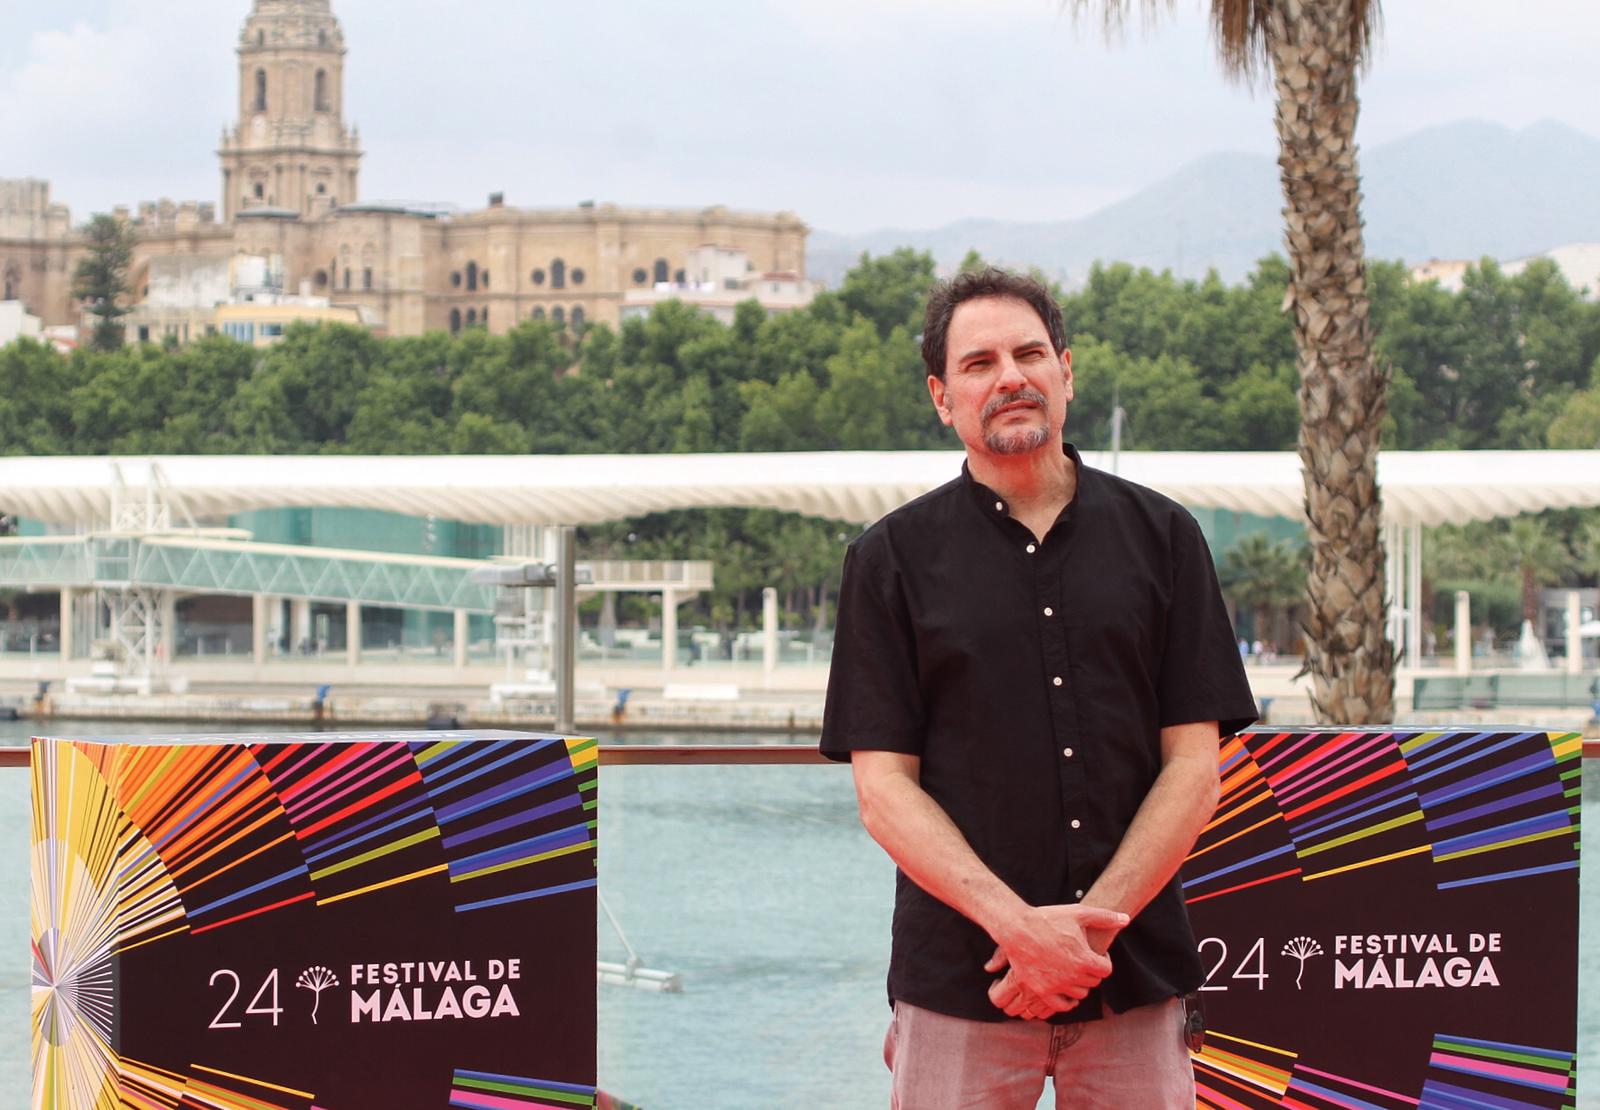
left=2, top=249, right=1597, bottom=634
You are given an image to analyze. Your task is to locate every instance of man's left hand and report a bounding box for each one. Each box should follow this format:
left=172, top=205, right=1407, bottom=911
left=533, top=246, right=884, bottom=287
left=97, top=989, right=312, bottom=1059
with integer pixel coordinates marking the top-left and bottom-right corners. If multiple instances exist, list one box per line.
left=984, top=909, right=1127, bottom=1019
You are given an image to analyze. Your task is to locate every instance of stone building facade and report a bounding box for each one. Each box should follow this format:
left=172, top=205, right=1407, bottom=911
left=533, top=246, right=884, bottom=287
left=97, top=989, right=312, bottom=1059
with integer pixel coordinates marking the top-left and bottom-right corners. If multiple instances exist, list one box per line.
left=1, top=0, right=808, bottom=338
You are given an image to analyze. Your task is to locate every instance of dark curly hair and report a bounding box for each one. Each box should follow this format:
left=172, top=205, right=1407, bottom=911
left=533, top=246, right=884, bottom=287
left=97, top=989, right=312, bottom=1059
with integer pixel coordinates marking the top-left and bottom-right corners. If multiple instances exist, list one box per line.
left=921, top=267, right=1067, bottom=381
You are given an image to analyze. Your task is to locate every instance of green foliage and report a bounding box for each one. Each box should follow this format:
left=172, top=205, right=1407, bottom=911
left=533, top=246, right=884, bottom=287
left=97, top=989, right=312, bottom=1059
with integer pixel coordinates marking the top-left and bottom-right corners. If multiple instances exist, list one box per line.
left=8, top=248, right=1599, bottom=627
left=835, top=248, right=937, bottom=339
left=71, top=215, right=138, bottom=352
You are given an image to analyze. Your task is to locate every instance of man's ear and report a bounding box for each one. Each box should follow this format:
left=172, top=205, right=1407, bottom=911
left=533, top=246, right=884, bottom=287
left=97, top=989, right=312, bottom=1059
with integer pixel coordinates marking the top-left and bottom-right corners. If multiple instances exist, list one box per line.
left=1060, top=349, right=1074, bottom=404
left=927, top=374, right=953, bottom=426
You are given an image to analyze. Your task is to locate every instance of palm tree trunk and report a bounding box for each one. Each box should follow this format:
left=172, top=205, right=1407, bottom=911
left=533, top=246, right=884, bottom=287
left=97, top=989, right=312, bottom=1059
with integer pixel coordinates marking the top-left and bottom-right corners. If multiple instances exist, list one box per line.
left=1269, top=0, right=1394, bottom=723
left=1521, top=565, right=1539, bottom=626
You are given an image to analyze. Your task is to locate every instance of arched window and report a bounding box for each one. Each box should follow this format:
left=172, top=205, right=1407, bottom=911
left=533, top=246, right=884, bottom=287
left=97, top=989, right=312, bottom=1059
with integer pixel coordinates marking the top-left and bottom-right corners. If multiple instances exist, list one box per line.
left=466, top=261, right=478, bottom=292
left=530, top=268, right=545, bottom=285
left=633, top=267, right=648, bottom=286
left=362, top=268, right=373, bottom=290
left=653, top=259, right=669, bottom=284
left=313, top=270, right=328, bottom=288
left=571, top=268, right=585, bottom=286
left=254, top=182, right=265, bottom=200
left=2, top=271, right=13, bottom=301
left=451, top=271, right=462, bottom=288
left=482, top=271, right=490, bottom=289
left=257, top=29, right=265, bottom=47
left=571, top=306, right=585, bottom=329
left=254, top=69, right=267, bottom=111
left=551, top=306, right=565, bottom=324
left=316, top=183, right=326, bottom=195
left=550, top=259, right=565, bottom=289
left=318, top=29, right=328, bottom=47
left=532, top=307, right=545, bottom=320
left=449, top=308, right=461, bottom=333
left=673, top=268, right=685, bottom=284
left=315, top=70, right=329, bottom=112
left=466, top=308, right=477, bottom=326
left=482, top=306, right=489, bottom=327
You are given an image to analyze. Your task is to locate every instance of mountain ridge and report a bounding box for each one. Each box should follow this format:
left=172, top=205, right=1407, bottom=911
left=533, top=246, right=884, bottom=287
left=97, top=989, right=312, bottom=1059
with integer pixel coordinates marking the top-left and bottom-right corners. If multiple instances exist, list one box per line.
left=809, top=120, right=1600, bottom=286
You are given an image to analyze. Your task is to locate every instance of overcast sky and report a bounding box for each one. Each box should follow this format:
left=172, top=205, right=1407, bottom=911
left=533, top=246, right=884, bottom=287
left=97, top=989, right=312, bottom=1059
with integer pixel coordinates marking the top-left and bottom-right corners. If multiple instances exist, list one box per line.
left=3, top=0, right=1595, bottom=233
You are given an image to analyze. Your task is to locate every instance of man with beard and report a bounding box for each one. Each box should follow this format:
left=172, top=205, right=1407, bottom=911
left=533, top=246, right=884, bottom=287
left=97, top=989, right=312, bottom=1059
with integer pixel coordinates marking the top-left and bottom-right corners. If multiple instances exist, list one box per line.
left=820, top=268, right=1257, bottom=1107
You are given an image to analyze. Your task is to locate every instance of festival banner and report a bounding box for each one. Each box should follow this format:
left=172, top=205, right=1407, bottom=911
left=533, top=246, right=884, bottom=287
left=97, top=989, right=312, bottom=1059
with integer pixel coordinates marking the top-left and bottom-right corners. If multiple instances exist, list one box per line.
left=31, top=730, right=598, bottom=1110
left=1184, top=727, right=1582, bottom=1110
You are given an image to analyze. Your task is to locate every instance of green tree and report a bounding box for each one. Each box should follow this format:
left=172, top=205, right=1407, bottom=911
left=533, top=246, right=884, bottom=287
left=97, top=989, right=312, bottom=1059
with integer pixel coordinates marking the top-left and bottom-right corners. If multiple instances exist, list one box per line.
left=1219, top=533, right=1306, bottom=647
left=1547, top=383, right=1600, bottom=449
left=836, top=248, right=936, bottom=339
left=1501, top=517, right=1573, bottom=626
left=72, top=214, right=137, bottom=352
left=816, top=320, right=937, bottom=449
left=738, top=370, right=822, bottom=452
left=227, top=322, right=382, bottom=450
left=0, top=339, right=81, bottom=453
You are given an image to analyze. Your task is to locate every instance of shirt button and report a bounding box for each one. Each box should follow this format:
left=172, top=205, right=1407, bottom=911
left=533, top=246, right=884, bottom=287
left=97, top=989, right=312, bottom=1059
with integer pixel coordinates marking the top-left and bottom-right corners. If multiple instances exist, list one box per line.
left=1043, top=606, right=1053, bottom=616
left=994, top=500, right=1004, bottom=512
left=1052, top=676, right=1062, bottom=687
left=1075, top=889, right=1085, bottom=899
left=1070, top=819, right=1081, bottom=830
left=1062, top=747, right=1073, bottom=758
left=1025, top=543, right=1036, bottom=553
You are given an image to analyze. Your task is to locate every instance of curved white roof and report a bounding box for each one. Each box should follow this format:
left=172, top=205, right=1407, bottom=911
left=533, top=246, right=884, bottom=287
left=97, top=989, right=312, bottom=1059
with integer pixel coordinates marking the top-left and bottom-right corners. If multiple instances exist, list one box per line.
left=0, top=451, right=1596, bottom=529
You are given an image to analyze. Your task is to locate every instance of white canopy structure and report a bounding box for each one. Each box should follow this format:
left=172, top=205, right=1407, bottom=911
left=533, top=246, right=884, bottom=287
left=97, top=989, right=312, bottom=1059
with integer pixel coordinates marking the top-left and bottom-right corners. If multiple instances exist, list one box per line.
left=1, top=450, right=1596, bottom=677
left=2, top=450, right=1598, bottom=529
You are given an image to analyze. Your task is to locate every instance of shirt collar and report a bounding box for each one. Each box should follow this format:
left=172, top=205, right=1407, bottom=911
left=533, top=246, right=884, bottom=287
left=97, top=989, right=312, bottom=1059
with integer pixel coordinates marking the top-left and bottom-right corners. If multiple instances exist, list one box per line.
left=961, top=441, right=1085, bottom=521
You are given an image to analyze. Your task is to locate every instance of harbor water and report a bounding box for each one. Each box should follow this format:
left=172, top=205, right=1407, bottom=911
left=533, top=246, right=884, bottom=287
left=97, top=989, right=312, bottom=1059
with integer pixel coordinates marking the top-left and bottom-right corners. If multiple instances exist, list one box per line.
left=2, top=720, right=1596, bottom=1108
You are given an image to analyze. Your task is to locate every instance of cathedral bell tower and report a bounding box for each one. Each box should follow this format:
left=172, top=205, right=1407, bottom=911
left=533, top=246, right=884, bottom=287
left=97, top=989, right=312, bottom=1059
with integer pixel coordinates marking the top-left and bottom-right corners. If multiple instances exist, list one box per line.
left=218, top=0, right=363, bottom=221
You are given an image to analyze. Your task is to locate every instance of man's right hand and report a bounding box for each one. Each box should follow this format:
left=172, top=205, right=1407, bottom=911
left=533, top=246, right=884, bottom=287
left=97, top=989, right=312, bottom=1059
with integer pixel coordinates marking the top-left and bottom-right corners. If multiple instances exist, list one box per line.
left=983, top=903, right=1126, bottom=1016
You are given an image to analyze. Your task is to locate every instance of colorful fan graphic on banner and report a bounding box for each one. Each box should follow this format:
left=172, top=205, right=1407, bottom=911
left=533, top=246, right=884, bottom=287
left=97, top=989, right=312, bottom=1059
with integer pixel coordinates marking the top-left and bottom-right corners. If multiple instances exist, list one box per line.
left=32, top=731, right=599, bottom=1110
left=1184, top=728, right=1582, bottom=1110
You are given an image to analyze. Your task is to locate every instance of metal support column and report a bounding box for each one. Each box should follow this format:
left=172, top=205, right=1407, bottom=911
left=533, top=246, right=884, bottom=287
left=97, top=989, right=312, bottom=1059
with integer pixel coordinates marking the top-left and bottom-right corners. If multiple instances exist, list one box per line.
left=762, top=587, right=779, bottom=687
left=1567, top=591, right=1583, bottom=675
left=59, top=587, right=74, bottom=662
left=555, top=527, right=577, bottom=735
left=453, top=609, right=469, bottom=670
left=661, top=588, right=678, bottom=675
left=1454, top=590, right=1472, bottom=675
left=1407, top=523, right=1424, bottom=667
left=346, top=600, right=362, bottom=665
left=252, top=594, right=268, bottom=666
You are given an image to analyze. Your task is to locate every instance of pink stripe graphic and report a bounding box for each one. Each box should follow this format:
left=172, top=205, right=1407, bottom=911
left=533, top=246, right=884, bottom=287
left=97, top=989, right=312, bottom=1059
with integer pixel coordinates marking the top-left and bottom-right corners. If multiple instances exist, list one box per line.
left=294, top=748, right=413, bottom=821
left=1429, top=1051, right=1569, bottom=1090
left=1276, top=734, right=1394, bottom=805
left=448, top=1090, right=572, bottom=1110
left=1296, top=1062, right=1420, bottom=1104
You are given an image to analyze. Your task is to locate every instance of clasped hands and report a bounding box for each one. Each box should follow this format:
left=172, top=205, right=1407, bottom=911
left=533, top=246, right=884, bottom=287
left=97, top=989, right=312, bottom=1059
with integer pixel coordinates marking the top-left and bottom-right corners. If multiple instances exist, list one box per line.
left=985, top=903, right=1128, bottom=1021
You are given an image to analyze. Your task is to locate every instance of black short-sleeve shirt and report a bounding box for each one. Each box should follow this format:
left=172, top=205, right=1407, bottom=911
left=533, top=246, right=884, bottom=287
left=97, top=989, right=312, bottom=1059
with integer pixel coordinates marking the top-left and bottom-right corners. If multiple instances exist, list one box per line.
left=820, top=444, right=1258, bottom=1023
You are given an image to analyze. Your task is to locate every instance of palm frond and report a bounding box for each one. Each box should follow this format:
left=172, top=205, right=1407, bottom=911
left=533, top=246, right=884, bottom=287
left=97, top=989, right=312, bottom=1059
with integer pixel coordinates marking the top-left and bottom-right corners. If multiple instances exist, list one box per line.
left=1070, top=1, right=1381, bottom=80
left=1062, top=0, right=1174, bottom=39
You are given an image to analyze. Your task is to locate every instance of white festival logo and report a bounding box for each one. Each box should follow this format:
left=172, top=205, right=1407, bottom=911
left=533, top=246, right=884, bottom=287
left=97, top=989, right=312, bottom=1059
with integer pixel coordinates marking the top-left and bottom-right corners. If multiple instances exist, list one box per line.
left=297, top=966, right=341, bottom=1024
left=1281, top=936, right=1324, bottom=989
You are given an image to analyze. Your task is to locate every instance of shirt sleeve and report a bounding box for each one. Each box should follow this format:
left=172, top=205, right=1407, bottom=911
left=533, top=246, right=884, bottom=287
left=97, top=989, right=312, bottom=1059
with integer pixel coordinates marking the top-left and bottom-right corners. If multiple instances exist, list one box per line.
left=1156, top=514, right=1260, bottom=739
left=818, top=538, right=926, bottom=761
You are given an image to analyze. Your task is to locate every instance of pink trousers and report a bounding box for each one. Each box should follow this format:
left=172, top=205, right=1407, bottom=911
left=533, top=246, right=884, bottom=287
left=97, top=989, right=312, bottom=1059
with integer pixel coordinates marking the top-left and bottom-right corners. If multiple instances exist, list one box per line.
left=884, top=997, right=1194, bottom=1109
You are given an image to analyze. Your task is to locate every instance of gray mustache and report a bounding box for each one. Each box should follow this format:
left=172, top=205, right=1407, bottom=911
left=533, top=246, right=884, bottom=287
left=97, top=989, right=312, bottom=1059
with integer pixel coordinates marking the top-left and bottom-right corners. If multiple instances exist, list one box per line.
left=982, top=389, right=1048, bottom=422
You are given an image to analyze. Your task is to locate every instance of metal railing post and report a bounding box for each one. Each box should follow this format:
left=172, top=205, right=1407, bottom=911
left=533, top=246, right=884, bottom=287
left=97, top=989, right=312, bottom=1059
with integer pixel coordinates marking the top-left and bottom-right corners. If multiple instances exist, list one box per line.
left=555, top=526, right=578, bottom=735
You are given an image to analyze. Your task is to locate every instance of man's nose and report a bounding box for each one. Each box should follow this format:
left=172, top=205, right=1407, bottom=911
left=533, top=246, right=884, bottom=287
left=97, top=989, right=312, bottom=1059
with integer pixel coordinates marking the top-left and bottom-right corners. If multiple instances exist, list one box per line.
left=994, top=356, right=1027, bottom=389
